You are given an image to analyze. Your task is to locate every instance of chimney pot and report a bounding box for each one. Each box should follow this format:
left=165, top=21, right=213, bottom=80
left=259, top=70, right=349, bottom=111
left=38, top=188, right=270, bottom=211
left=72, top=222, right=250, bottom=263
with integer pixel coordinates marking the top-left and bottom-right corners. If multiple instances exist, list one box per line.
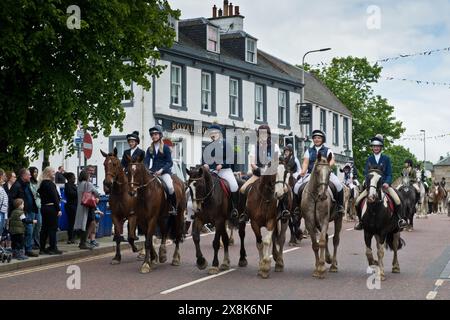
left=235, top=6, right=240, bottom=15
left=218, top=8, right=223, bottom=17
left=224, top=0, right=229, bottom=16
left=229, top=3, right=234, bottom=16
left=212, top=5, right=217, bottom=18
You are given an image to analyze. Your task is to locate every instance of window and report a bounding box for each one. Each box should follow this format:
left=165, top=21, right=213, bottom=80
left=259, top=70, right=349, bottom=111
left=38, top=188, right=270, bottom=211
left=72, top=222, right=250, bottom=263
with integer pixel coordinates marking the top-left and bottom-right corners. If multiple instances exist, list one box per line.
left=278, top=90, right=288, bottom=126
left=320, top=109, right=327, bottom=133
left=201, top=72, right=212, bottom=112
left=229, top=78, right=239, bottom=117
left=121, top=61, right=133, bottom=107
left=246, top=38, right=257, bottom=64
left=112, top=139, right=128, bottom=160
left=207, top=25, right=220, bottom=53
left=168, top=16, right=179, bottom=42
left=343, top=117, right=349, bottom=148
left=255, top=85, right=264, bottom=122
left=333, top=113, right=339, bottom=146
left=171, top=64, right=182, bottom=106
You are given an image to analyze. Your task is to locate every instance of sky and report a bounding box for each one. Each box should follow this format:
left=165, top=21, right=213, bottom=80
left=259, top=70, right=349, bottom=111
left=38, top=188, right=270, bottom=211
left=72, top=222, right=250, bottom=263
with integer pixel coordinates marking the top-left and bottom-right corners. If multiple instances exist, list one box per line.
left=167, top=0, right=450, bottom=164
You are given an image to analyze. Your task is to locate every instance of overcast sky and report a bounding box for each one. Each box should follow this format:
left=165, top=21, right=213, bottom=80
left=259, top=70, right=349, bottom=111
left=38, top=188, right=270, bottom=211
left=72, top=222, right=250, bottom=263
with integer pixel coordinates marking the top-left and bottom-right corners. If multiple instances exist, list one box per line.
left=168, top=0, right=450, bottom=163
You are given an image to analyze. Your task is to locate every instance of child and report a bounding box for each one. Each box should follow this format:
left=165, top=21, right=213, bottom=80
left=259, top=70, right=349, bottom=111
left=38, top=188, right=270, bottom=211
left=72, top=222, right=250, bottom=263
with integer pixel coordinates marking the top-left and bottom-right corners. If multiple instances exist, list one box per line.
left=9, top=199, right=37, bottom=260
left=88, top=206, right=104, bottom=247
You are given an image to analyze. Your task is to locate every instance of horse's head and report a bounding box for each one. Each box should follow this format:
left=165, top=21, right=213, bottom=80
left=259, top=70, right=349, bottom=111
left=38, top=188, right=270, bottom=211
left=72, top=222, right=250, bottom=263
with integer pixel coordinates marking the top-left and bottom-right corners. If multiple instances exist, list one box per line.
left=312, top=152, right=333, bottom=200
left=101, top=148, right=122, bottom=191
left=274, top=164, right=289, bottom=200
left=401, top=174, right=410, bottom=187
left=186, top=165, right=207, bottom=213
left=126, top=152, right=145, bottom=197
left=366, top=168, right=383, bottom=204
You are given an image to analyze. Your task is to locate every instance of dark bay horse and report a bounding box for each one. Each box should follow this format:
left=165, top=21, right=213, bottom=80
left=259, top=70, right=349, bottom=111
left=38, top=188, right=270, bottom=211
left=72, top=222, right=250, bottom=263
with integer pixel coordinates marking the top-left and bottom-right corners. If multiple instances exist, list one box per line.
left=301, top=152, right=343, bottom=279
left=397, top=174, right=416, bottom=231
left=127, top=154, right=186, bottom=273
left=239, top=164, right=290, bottom=279
left=186, top=165, right=234, bottom=275
left=429, top=183, right=446, bottom=214
left=362, top=167, right=405, bottom=281
left=100, top=148, right=138, bottom=264
left=286, top=170, right=303, bottom=247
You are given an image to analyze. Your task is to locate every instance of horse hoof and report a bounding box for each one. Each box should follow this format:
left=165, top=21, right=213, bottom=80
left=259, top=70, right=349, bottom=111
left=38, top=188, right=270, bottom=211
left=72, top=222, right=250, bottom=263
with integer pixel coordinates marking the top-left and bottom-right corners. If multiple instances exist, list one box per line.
left=326, top=256, right=332, bottom=265
left=110, top=259, right=121, bottom=265
left=159, top=255, right=167, bottom=264
left=392, top=267, right=401, bottom=274
left=140, top=263, right=151, bottom=274
left=275, top=264, right=284, bottom=272
left=313, top=271, right=320, bottom=278
left=229, top=238, right=234, bottom=246
left=381, top=275, right=386, bottom=281
left=329, top=265, right=338, bottom=273
left=136, top=254, right=145, bottom=261
left=258, top=270, right=270, bottom=279
left=197, top=258, right=208, bottom=270
left=208, top=267, right=219, bottom=275
left=238, top=258, right=248, bottom=268
left=219, top=263, right=230, bottom=271
left=171, top=259, right=181, bottom=266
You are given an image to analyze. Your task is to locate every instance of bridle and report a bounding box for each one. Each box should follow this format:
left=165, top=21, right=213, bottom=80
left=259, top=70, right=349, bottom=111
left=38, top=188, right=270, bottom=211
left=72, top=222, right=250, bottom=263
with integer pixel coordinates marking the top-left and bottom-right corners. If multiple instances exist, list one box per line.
left=128, top=165, right=158, bottom=192
left=188, top=173, right=219, bottom=203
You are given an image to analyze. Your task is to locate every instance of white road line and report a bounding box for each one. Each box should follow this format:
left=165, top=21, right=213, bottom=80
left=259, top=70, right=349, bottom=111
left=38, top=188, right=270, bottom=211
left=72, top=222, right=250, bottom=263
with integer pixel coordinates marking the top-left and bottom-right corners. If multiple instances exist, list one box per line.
left=270, top=247, right=300, bottom=258
left=184, top=232, right=216, bottom=240
left=426, top=291, right=437, bottom=300
left=435, top=279, right=444, bottom=287
left=160, top=269, right=236, bottom=295
left=346, top=228, right=355, bottom=231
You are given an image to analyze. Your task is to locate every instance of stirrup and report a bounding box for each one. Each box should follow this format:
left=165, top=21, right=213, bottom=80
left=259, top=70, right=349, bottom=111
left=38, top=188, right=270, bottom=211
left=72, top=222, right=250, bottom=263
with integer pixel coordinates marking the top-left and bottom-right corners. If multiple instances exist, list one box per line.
left=238, top=213, right=248, bottom=223
left=279, top=210, right=291, bottom=220
left=354, top=222, right=363, bottom=231
left=230, top=209, right=239, bottom=220
left=169, top=206, right=177, bottom=216
left=398, top=219, right=407, bottom=229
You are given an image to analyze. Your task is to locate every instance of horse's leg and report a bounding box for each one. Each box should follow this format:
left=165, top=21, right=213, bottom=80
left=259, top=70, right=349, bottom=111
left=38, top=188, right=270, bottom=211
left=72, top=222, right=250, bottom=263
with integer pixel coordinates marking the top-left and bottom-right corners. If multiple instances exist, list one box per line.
left=228, top=223, right=234, bottom=246
left=375, top=235, right=386, bottom=281
left=158, top=217, right=168, bottom=264
left=219, top=222, right=231, bottom=271
left=304, top=214, right=320, bottom=278
left=325, top=233, right=332, bottom=265
left=274, top=219, right=288, bottom=272
left=171, top=210, right=183, bottom=267
left=127, top=214, right=139, bottom=253
left=330, top=216, right=342, bottom=273
left=238, top=221, right=247, bottom=267
left=392, top=232, right=401, bottom=273
left=251, top=221, right=265, bottom=278
left=364, top=232, right=376, bottom=266
left=209, top=222, right=222, bottom=275
left=192, top=218, right=207, bottom=270
left=111, top=215, right=122, bottom=265
left=140, top=227, right=153, bottom=274
left=317, top=216, right=329, bottom=279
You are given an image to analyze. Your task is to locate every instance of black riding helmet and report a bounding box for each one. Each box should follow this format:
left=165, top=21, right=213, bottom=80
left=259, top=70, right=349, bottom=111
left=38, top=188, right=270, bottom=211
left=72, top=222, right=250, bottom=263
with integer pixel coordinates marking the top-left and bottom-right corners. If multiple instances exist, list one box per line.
left=312, top=129, right=326, bottom=143
left=149, top=125, right=163, bottom=137
left=126, top=131, right=140, bottom=144
left=404, top=159, right=413, bottom=167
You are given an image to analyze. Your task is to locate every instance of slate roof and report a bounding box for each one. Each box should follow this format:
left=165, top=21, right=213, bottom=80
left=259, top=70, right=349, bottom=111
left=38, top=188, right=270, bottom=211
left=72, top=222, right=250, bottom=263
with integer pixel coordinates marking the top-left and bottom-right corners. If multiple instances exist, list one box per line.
left=435, top=156, right=450, bottom=166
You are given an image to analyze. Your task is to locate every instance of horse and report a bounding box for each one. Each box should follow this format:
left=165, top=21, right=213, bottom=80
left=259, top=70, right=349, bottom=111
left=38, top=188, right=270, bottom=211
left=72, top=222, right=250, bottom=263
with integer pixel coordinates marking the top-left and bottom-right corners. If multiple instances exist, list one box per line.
left=397, top=174, right=416, bottom=231
left=100, top=148, right=139, bottom=264
left=127, top=154, right=186, bottom=273
left=285, top=169, right=303, bottom=247
left=238, top=163, right=290, bottom=278
left=416, top=180, right=428, bottom=219
left=343, top=182, right=359, bottom=222
left=430, top=183, right=446, bottom=214
left=186, top=165, right=234, bottom=275
left=361, top=167, right=405, bottom=281
left=301, top=152, right=343, bottom=279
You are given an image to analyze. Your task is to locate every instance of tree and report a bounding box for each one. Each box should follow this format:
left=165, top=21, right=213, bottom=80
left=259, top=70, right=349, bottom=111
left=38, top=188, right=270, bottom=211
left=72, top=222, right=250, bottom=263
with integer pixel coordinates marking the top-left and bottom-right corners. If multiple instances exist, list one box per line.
left=304, top=57, right=405, bottom=174
left=384, top=145, right=418, bottom=182
left=0, top=0, right=179, bottom=170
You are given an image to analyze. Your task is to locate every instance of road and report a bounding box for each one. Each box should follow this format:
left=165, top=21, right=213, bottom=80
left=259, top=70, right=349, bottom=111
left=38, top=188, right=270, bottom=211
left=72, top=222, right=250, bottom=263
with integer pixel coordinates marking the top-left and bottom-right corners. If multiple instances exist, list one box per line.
left=0, top=214, right=449, bottom=300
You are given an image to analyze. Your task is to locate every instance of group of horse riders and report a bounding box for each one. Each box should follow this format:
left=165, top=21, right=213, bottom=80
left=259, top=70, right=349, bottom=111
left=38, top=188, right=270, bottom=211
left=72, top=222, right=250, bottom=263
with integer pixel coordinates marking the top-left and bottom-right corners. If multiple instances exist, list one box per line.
left=118, top=123, right=430, bottom=232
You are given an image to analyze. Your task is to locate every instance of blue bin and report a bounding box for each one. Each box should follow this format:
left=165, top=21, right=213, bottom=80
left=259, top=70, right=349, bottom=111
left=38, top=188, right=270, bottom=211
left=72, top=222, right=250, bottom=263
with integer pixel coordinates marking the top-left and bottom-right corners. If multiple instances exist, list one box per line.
left=96, top=195, right=112, bottom=238
left=58, top=187, right=68, bottom=231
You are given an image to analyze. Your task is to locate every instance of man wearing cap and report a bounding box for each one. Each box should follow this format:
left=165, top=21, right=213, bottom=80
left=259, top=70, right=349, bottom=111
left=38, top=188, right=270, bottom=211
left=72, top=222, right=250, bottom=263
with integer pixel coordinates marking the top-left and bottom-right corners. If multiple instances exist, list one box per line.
left=121, top=131, right=146, bottom=171
left=354, top=134, right=407, bottom=230
left=144, top=125, right=177, bottom=215
left=293, top=129, right=345, bottom=214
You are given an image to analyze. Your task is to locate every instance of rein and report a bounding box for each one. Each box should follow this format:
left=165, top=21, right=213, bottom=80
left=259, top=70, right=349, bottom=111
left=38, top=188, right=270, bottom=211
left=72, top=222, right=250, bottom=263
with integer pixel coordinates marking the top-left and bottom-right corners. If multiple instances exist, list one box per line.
left=189, top=172, right=219, bottom=203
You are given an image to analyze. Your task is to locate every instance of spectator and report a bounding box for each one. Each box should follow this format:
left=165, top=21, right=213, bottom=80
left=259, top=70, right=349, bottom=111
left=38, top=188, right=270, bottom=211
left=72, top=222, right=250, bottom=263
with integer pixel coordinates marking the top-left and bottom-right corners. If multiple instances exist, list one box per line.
left=29, top=167, right=42, bottom=250
left=8, top=168, right=39, bottom=257
left=74, top=170, right=100, bottom=250
left=55, top=166, right=67, bottom=184
left=9, top=199, right=37, bottom=260
left=4, top=171, right=17, bottom=214
left=0, top=169, right=8, bottom=238
left=38, top=167, right=63, bottom=255
left=64, top=172, right=77, bottom=244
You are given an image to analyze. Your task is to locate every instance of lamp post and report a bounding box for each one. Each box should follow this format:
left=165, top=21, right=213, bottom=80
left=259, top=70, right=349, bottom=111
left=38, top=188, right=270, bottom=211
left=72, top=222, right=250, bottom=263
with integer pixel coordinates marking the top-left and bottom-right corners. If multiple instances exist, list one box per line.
left=420, top=130, right=426, bottom=165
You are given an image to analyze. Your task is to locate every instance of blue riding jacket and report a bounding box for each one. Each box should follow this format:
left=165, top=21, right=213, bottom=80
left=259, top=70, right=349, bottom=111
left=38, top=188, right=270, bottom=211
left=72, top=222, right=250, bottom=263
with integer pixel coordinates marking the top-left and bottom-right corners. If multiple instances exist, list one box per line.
left=144, top=143, right=173, bottom=174
left=307, top=145, right=329, bottom=173
left=363, top=153, right=393, bottom=185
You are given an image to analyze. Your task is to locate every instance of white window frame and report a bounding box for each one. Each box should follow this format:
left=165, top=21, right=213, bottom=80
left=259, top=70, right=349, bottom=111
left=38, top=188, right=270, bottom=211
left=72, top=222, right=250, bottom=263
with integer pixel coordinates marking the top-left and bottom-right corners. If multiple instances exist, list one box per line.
left=255, top=84, right=264, bottom=121
left=278, top=90, right=287, bottom=126
left=343, top=117, right=349, bottom=148
left=113, top=139, right=128, bottom=160
left=207, top=25, right=220, bottom=53
left=320, top=109, right=327, bottom=133
left=229, top=78, right=239, bottom=117
left=168, top=16, right=179, bottom=42
left=171, top=64, right=182, bottom=106
left=246, top=38, right=257, bottom=64
left=333, top=113, right=339, bottom=146
left=201, top=72, right=212, bottom=112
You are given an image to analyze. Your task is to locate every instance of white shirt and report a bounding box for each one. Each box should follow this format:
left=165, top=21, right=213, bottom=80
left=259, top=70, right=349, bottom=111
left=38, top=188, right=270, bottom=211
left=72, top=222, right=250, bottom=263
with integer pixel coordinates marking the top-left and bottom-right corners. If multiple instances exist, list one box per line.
left=130, top=146, right=138, bottom=157
left=154, top=143, right=160, bottom=155
left=304, top=145, right=333, bottom=159
left=374, top=153, right=381, bottom=164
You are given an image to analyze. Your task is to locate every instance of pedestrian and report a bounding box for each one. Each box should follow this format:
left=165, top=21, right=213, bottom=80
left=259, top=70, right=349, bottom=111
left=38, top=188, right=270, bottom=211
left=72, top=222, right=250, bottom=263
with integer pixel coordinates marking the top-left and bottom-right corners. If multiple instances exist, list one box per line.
left=38, top=167, right=63, bottom=255
left=8, top=168, right=39, bottom=257
left=29, top=167, right=42, bottom=250
left=55, top=166, right=67, bottom=184
left=64, top=172, right=77, bottom=244
left=0, top=169, right=9, bottom=240
left=9, top=199, right=37, bottom=260
left=88, top=207, right=103, bottom=247
left=74, top=170, right=100, bottom=250
left=4, top=171, right=17, bottom=216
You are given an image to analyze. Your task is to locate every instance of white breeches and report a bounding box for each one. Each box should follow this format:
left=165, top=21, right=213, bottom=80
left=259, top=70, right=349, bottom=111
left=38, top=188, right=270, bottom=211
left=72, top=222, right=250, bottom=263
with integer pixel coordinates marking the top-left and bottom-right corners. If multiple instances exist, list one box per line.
left=294, top=172, right=343, bottom=195
left=160, top=173, right=174, bottom=194
left=215, top=168, right=239, bottom=192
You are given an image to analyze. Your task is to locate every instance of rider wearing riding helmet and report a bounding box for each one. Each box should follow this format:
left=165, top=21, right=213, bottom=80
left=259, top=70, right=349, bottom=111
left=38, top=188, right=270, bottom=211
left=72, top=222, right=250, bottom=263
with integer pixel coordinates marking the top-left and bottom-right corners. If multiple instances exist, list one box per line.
left=354, top=134, right=407, bottom=230
left=144, top=125, right=177, bottom=215
left=402, top=159, right=421, bottom=203
left=341, top=162, right=359, bottom=188
left=202, top=123, right=239, bottom=218
left=239, top=124, right=281, bottom=222
left=121, top=131, right=146, bottom=171
left=283, top=144, right=301, bottom=180
left=293, top=129, right=345, bottom=214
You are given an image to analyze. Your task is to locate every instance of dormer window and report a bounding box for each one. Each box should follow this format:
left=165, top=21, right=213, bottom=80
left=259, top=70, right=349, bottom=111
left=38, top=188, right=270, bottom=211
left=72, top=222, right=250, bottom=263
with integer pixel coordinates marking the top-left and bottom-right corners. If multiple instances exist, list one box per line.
left=168, top=16, right=179, bottom=42
left=207, top=25, right=220, bottom=53
left=246, top=38, right=257, bottom=64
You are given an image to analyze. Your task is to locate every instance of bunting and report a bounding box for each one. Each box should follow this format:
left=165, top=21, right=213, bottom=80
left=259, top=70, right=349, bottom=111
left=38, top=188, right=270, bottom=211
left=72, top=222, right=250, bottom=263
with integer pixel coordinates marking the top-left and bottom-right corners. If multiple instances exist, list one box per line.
left=384, top=77, right=450, bottom=88
left=398, top=133, right=450, bottom=141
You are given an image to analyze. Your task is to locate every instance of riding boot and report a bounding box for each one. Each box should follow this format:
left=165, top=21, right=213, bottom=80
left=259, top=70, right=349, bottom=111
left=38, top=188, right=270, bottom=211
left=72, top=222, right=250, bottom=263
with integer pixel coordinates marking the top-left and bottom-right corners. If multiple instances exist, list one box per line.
left=230, top=191, right=239, bottom=219
left=168, top=193, right=177, bottom=216
left=278, top=195, right=290, bottom=220
left=395, top=204, right=408, bottom=229
left=293, top=193, right=300, bottom=215
left=238, top=192, right=249, bottom=224
left=336, top=189, right=345, bottom=215
left=354, top=202, right=363, bottom=231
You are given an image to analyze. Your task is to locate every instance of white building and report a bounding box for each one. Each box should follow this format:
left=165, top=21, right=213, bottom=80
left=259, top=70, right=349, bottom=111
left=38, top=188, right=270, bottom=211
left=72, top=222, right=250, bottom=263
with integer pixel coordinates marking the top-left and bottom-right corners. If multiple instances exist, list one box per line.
left=31, top=2, right=353, bottom=192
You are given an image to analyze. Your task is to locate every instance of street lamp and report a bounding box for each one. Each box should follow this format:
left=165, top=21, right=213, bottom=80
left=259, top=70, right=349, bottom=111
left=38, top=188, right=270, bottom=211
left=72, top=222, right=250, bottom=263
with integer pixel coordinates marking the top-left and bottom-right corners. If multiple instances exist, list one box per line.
left=420, top=129, right=426, bottom=165
left=344, top=148, right=352, bottom=159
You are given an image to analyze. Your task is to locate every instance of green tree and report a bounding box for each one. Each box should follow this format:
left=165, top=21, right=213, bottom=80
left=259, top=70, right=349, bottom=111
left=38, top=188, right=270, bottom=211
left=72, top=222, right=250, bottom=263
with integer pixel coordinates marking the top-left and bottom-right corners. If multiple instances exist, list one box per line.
left=0, top=0, right=179, bottom=170
left=304, top=57, right=405, bottom=174
left=384, top=145, right=418, bottom=182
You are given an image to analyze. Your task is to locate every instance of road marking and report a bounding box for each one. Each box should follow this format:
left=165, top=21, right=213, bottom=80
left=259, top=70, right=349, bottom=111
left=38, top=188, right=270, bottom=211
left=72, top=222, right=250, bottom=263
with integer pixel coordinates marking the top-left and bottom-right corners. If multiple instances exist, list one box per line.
left=184, top=232, right=216, bottom=241
left=426, top=291, right=437, bottom=300
left=160, top=269, right=236, bottom=295
left=346, top=228, right=355, bottom=231
left=435, top=279, right=444, bottom=287
left=270, top=247, right=300, bottom=258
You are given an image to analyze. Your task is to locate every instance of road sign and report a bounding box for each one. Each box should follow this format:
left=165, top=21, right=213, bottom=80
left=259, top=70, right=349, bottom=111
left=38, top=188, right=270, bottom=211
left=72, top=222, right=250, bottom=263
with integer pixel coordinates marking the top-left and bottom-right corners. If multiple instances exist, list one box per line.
left=83, top=133, right=93, bottom=159
left=300, top=103, right=313, bottom=125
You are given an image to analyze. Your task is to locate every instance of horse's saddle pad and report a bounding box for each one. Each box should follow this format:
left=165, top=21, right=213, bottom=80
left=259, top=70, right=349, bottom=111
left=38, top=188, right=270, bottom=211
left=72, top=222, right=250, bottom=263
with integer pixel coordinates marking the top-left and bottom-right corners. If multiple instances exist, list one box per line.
left=219, top=179, right=231, bottom=198
left=360, top=192, right=395, bottom=214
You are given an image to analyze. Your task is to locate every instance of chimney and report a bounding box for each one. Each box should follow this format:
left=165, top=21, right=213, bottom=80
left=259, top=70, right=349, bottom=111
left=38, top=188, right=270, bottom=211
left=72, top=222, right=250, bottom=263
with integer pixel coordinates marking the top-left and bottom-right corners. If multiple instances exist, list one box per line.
left=229, top=3, right=234, bottom=16
left=235, top=6, right=240, bottom=15
left=212, top=5, right=217, bottom=18
left=218, top=8, right=223, bottom=17
left=224, top=0, right=229, bottom=16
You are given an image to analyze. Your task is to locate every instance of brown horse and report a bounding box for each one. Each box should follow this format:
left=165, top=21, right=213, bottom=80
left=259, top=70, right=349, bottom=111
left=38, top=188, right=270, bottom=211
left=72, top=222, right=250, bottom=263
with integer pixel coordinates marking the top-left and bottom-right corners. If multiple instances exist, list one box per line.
left=100, top=148, right=138, bottom=264
left=430, top=183, right=446, bottom=214
left=127, top=154, right=186, bottom=273
left=239, top=163, right=290, bottom=279
left=301, top=152, right=343, bottom=279
left=186, top=165, right=234, bottom=275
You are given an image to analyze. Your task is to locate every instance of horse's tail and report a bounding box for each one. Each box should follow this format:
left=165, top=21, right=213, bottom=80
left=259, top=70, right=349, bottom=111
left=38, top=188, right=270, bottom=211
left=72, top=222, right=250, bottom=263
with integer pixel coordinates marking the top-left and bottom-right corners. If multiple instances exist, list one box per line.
left=385, top=232, right=406, bottom=251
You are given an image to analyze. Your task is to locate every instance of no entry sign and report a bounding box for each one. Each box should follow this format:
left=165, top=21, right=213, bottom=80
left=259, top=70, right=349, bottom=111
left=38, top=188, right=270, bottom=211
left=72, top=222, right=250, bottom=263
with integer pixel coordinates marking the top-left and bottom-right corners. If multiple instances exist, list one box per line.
left=83, top=133, right=93, bottom=159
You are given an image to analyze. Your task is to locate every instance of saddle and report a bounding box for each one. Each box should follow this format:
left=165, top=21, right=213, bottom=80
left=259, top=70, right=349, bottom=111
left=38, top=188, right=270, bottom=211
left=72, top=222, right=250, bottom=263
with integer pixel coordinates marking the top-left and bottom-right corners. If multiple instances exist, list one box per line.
left=359, top=191, right=395, bottom=215
left=210, top=172, right=231, bottom=198
left=298, top=181, right=337, bottom=203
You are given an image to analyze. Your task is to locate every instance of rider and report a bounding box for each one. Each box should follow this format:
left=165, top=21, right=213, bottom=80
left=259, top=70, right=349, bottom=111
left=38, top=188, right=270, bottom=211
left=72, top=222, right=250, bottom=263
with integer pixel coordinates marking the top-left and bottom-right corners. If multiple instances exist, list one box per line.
left=341, top=162, right=359, bottom=199
left=121, top=131, right=146, bottom=171
left=283, top=144, right=301, bottom=180
left=402, top=159, right=421, bottom=204
left=202, top=123, right=239, bottom=218
left=354, top=134, right=407, bottom=230
left=293, top=129, right=345, bottom=214
left=239, top=124, right=280, bottom=223
left=144, top=125, right=177, bottom=215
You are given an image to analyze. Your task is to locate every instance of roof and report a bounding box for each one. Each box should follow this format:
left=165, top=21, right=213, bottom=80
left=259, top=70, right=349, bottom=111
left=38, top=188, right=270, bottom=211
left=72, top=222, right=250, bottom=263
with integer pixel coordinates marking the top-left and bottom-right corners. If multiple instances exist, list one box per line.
left=220, top=31, right=257, bottom=40
left=435, top=156, right=450, bottom=166
left=258, top=50, right=352, bottom=117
